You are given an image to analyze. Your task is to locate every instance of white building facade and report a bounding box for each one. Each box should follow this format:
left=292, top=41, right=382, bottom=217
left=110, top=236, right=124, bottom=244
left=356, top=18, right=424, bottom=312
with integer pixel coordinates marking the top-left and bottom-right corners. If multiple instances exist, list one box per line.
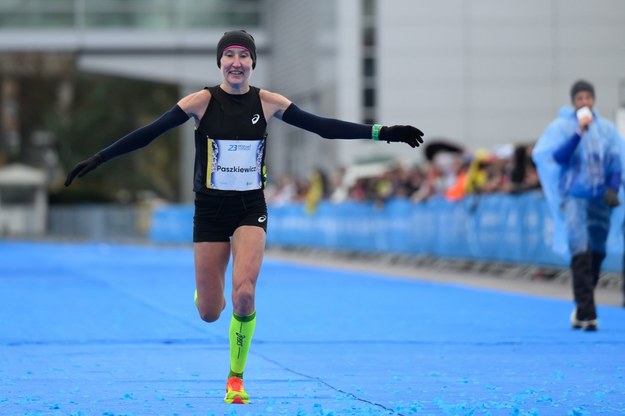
left=1, top=0, right=624, bottom=201
left=268, top=0, right=625, bottom=175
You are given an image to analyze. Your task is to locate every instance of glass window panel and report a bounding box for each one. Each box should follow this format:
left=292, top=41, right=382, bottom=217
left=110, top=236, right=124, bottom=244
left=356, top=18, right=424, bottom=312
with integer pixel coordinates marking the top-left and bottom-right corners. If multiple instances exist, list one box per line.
left=84, top=0, right=175, bottom=29
left=363, top=88, right=376, bottom=107
left=363, top=57, right=375, bottom=77
left=362, top=26, right=375, bottom=47
left=0, top=0, right=74, bottom=28
left=0, top=187, right=36, bottom=205
left=0, top=0, right=262, bottom=29
left=362, top=0, right=375, bottom=17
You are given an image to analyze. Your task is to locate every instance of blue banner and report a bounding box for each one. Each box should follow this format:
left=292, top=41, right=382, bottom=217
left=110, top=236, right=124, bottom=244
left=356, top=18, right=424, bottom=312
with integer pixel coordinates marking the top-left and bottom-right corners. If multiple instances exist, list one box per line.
left=149, top=191, right=625, bottom=272
left=149, top=204, right=193, bottom=243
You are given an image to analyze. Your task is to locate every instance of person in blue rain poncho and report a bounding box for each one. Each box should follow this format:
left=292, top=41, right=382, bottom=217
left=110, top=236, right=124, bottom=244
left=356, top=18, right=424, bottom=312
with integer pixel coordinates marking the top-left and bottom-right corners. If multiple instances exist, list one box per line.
left=532, top=80, right=624, bottom=331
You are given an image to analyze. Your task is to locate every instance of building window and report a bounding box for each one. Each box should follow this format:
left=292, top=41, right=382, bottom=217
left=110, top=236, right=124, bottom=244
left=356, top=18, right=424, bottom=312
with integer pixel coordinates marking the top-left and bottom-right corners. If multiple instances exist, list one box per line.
left=363, top=88, right=376, bottom=107
left=362, top=0, right=375, bottom=17
left=363, top=57, right=375, bottom=77
left=0, top=0, right=263, bottom=29
left=361, top=0, right=376, bottom=124
left=362, top=26, right=375, bottom=47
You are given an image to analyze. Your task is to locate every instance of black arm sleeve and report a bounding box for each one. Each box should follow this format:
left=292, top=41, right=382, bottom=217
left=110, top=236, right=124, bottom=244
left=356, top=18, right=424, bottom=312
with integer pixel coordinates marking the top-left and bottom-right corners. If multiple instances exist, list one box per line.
left=100, top=105, right=190, bottom=162
left=281, top=103, right=372, bottom=139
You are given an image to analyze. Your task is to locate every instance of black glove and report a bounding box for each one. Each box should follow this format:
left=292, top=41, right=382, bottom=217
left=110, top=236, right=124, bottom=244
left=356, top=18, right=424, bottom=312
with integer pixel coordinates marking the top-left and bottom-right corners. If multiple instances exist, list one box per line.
left=603, top=188, right=620, bottom=207
left=64, top=153, right=103, bottom=186
left=379, top=125, right=424, bottom=148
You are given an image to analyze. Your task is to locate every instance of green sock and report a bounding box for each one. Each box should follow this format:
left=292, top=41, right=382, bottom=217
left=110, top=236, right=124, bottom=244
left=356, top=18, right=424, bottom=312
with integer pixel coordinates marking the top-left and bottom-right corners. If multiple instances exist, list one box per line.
left=228, top=311, right=256, bottom=379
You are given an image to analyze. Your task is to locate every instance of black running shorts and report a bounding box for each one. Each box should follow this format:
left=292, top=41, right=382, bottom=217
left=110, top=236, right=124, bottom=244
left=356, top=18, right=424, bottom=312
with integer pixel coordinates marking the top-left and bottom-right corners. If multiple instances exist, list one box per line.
left=193, top=189, right=268, bottom=242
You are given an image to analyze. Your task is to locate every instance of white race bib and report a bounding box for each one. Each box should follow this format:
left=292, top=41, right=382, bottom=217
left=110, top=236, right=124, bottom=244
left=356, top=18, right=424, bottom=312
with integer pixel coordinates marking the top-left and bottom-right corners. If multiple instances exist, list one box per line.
left=207, top=139, right=265, bottom=190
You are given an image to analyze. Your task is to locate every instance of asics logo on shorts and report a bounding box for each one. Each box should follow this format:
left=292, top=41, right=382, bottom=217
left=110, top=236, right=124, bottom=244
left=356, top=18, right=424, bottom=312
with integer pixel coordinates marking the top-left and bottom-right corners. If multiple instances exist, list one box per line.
left=257, top=215, right=267, bottom=223
left=251, top=114, right=260, bottom=124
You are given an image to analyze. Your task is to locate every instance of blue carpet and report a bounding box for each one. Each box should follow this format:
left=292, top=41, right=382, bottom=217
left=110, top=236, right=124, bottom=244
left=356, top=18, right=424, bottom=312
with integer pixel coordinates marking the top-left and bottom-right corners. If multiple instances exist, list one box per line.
left=0, top=241, right=624, bottom=415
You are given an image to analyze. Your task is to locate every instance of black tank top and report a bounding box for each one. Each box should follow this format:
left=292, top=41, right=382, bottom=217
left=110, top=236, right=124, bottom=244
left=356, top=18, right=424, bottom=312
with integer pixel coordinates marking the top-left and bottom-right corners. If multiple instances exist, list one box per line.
left=193, top=85, right=268, bottom=194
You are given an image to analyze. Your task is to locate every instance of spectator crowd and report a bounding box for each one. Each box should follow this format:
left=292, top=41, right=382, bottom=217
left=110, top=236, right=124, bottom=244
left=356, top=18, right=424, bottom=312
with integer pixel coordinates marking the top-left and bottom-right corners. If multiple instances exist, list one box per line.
left=265, top=141, right=541, bottom=210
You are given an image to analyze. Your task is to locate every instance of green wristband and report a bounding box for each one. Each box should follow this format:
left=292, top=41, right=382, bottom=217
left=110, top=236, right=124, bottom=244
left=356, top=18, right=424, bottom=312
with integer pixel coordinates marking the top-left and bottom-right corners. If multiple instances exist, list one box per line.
left=372, top=124, right=382, bottom=141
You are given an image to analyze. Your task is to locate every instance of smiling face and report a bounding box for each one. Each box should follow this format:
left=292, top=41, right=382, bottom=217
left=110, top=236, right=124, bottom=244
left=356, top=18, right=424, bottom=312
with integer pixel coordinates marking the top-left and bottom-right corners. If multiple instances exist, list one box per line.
left=220, top=46, right=253, bottom=90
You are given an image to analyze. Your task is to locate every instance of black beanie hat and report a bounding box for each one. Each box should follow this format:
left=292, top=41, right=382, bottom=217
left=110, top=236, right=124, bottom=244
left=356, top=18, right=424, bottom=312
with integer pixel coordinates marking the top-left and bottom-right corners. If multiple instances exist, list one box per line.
left=217, top=30, right=257, bottom=69
left=570, top=80, right=595, bottom=102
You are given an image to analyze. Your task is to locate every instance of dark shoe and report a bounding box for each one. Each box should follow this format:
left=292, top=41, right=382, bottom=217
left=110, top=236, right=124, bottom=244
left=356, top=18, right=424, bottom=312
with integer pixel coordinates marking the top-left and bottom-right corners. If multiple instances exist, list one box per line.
left=582, top=320, right=598, bottom=332
left=570, top=309, right=598, bottom=331
left=570, top=309, right=583, bottom=330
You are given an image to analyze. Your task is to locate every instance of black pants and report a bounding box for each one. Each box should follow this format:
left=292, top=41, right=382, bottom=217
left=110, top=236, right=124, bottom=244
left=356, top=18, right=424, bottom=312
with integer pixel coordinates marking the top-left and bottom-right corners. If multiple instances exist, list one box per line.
left=623, top=249, right=625, bottom=305
left=571, top=251, right=605, bottom=320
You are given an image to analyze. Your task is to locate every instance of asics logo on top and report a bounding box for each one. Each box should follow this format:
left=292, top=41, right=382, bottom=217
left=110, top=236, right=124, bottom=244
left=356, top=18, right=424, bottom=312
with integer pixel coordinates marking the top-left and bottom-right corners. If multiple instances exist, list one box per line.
left=251, top=114, right=260, bottom=124
left=257, top=215, right=267, bottom=223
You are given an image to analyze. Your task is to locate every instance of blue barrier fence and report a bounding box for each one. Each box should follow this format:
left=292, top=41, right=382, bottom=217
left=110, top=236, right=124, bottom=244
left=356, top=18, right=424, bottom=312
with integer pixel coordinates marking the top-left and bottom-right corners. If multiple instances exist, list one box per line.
left=149, top=191, right=625, bottom=272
